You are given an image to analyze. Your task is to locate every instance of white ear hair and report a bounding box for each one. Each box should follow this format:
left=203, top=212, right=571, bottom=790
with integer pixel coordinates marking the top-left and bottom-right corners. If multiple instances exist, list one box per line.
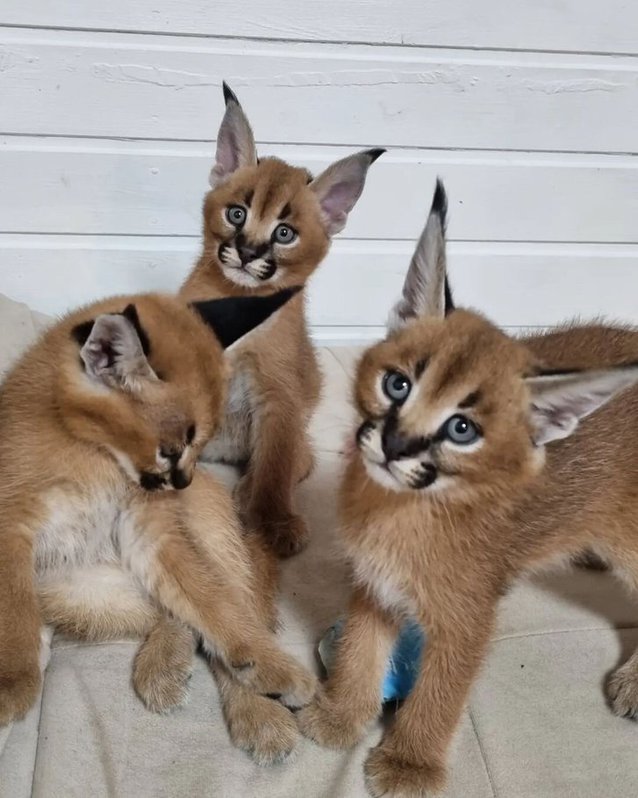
left=387, top=179, right=449, bottom=333
left=526, top=365, right=638, bottom=446
left=309, top=148, right=384, bottom=236
left=80, top=311, right=157, bottom=392
left=209, top=82, right=258, bottom=189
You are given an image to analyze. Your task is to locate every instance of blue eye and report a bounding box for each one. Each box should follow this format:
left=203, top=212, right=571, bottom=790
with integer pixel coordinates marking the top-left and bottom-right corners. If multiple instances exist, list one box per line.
left=273, top=223, right=297, bottom=244
left=382, top=371, right=411, bottom=403
left=444, top=415, right=480, bottom=445
left=226, top=205, right=246, bottom=226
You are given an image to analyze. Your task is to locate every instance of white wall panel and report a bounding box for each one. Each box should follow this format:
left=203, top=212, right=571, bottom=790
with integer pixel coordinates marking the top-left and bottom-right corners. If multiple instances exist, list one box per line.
left=3, top=1, right=636, bottom=55
left=2, top=138, right=637, bottom=242
left=1, top=30, right=638, bottom=153
left=1, top=236, right=635, bottom=342
left=0, top=8, right=636, bottom=341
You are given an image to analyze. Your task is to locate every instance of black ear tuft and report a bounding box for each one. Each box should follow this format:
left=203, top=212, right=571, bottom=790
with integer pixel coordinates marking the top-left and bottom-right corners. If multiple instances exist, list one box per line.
left=222, top=81, right=240, bottom=106
left=120, top=304, right=151, bottom=357
left=365, top=148, right=386, bottom=163
left=444, top=276, right=455, bottom=316
left=431, top=178, right=448, bottom=229
left=71, top=319, right=95, bottom=346
left=191, top=287, right=302, bottom=349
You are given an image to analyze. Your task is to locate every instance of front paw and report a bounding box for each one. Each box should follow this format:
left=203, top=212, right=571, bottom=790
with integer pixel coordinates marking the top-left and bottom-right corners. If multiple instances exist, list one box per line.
left=364, top=745, right=446, bottom=797
left=298, top=692, right=368, bottom=750
left=0, top=667, right=42, bottom=726
left=607, top=662, right=638, bottom=720
left=226, top=692, right=301, bottom=766
left=252, top=510, right=310, bottom=558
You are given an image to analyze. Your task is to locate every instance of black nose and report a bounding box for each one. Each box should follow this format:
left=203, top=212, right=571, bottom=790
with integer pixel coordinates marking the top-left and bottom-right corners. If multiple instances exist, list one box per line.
left=382, top=425, right=430, bottom=461
left=171, top=468, right=191, bottom=490
left=238, top=245, right=255, bottom=265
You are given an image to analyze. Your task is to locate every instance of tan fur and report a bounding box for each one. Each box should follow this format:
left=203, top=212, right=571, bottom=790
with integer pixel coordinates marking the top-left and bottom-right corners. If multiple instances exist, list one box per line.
left=181, top=87, right=381, bottom=557
left=299, top=184, right=638, bottom=796
left=182, top=161, right=326, bottom=558
left=0, top=292, right=316, bottom=757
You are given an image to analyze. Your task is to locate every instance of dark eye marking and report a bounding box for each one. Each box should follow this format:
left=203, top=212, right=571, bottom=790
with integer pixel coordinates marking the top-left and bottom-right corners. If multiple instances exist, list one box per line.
left=415, top=358, right=428, bottom=379
left=244, top=190, right=254, bottom=207
left=140, top=472, right=166, bottom=491
left=280, top=202, right=291, bottom=219
left=186, top=424, right=196, bottom=444
left=459, top=390, right=481, bottom=409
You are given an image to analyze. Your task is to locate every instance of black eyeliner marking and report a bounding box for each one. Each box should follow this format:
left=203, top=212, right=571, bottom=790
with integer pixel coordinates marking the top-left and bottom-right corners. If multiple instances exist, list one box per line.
left=415, top=359, right=427, bottom=379
left=459, top=390, right=481, bottom=409
left=140, top=473, right=165, bottom=492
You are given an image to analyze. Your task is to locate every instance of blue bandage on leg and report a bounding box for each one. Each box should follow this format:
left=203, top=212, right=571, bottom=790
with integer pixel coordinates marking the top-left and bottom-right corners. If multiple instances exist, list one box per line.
left=318, top=617, right=426, bottom=702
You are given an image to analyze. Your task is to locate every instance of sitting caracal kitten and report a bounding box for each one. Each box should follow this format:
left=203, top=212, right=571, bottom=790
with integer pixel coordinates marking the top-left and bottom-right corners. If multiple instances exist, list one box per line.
left=180, top=83, right=383, bottom=557
left=299, top=181, right=638, bottom=796
left=0, top=289, right=317, bottom=762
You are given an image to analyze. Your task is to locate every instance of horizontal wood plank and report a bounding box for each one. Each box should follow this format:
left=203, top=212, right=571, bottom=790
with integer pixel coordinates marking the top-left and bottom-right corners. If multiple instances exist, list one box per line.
left=3, top=1, right=637, bottom=55
left=1, top=29, right=637, bottom=153
left=2, top=138, right=637, bottom=242
left=0, top=235, right=635, bottom=330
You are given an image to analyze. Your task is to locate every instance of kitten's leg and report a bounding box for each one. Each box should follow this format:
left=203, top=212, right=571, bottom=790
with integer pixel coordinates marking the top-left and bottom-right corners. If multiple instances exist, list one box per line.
left=39, top=564, right=194, bottom=713
left=363, top=603, right=495, bottom=798
left=208, top=530, right=302, bottom=764
left=123, top=505, right=316, bottom=707
left=240, top=394, right=310, bottom=558
left=0, top=517, right=43, bottom=725
left=133, top=615, right=196, bottom=714
left=299, top=586, right=399, bottom=749
left=608, top=646, right=638, bottom=719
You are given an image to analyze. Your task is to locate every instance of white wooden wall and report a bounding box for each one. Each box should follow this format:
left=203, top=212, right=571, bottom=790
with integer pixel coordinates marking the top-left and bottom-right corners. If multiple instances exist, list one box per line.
left=0, top=2, right=637, bottom=342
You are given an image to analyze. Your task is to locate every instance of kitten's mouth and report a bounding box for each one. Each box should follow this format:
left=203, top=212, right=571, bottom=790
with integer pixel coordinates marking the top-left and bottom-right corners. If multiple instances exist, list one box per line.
left=356, top=420, right=438, bottom=491
left=218, top=244, right=277, bottom=283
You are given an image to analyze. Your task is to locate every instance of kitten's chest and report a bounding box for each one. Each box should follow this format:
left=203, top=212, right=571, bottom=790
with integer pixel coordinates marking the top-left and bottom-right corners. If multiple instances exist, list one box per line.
left=35, top=483, right=126, bottom=574
left=202, top=365, right=256, bottom=464
left=344, top=522, right=418, bottom=616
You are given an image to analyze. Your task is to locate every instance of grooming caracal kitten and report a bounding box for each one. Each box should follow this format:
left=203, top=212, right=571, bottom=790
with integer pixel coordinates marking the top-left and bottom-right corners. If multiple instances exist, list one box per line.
left=181, top=83, right=383, bottom=557
left=0, top=289, right=317, bottom=762
left=300, top=181, right=638, bottom=796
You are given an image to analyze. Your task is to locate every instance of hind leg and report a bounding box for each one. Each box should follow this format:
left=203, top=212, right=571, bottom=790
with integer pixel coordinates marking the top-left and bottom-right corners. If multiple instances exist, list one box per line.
left=133, top=615, right=196, bottom=714
left=208, top=530, right=302, bottom=764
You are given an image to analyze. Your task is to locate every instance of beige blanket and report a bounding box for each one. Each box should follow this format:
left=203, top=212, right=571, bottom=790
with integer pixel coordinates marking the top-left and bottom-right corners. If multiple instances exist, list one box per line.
left=0, top=294, right=637, bottom=798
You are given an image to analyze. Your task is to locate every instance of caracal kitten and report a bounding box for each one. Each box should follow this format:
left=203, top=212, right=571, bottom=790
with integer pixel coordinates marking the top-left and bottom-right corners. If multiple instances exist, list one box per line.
left=181, top=83, right=383, bottom=557
left=300, top=182, right=638, bottom=796
left=0, top=288, right=317, bottom=764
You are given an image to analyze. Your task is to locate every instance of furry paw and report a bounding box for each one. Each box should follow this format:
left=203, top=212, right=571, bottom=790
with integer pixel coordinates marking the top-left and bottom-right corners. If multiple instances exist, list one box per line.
left=133, top=624, right=195, bottom=714
left=607, top=663, right=638, bottom=720
left=229, top=653, right=317, bottom=709
left=258, top=512, right=310, bottom=558
left=364, top=746, right=446, bottom=798
left=225, top=691, right=301, bottom=766
left=0, top=667, right=42, bottom=726
left=298, top=690, right=369, bottom=749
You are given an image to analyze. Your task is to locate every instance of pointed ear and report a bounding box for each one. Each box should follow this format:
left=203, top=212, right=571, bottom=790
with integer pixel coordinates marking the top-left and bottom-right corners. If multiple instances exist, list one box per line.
left=75, top=309, right=157, bottom=391
left=309, top=148, right=384, bottom=236
left=525, top=364, right=638, bottom=446
left=191, top=286, right=301, bottom=349
left=388, top=179, right=448, bottom=332
left=209, top=82, right=258, bottom=189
